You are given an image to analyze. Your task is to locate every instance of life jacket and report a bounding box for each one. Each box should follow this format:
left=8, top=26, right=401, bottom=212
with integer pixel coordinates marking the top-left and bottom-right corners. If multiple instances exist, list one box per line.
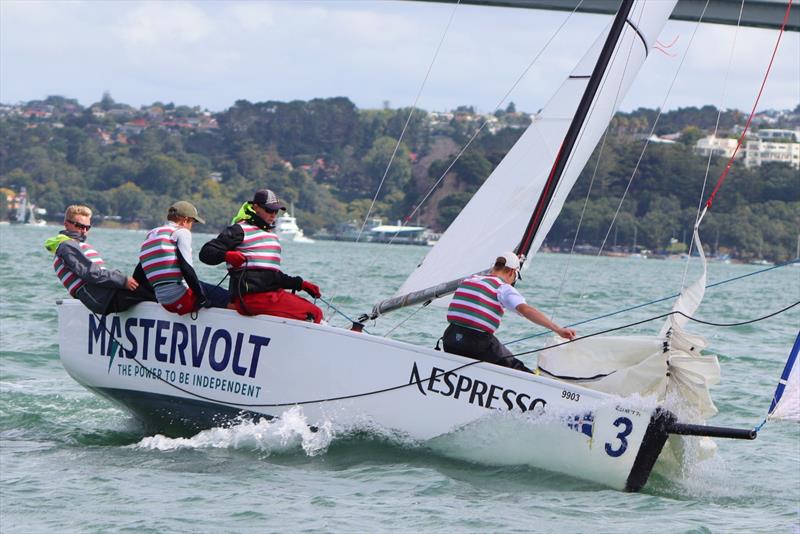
left=233, top=222, right=281, bottom=271
left=446, top=275, right=505, bottom=334
left=139, top=225, right=182, bottom=287
left=52, top=239, right=105, bottom=297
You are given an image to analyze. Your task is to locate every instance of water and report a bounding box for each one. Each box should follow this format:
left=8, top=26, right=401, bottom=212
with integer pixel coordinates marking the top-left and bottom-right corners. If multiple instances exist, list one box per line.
left=1, top=224, right=798, bottom=532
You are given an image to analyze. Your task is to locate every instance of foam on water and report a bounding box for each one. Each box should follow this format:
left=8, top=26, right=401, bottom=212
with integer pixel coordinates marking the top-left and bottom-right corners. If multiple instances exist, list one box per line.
left=132, top=406, right=335, bottom=456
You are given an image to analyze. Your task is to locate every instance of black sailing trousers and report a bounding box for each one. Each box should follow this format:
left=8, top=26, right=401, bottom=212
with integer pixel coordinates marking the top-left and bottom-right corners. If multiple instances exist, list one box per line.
left=442, top=324, right=533, bottom=373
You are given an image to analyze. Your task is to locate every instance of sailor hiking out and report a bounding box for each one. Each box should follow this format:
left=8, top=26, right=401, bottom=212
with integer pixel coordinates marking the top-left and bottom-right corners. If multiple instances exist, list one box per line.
left=199, top=189, right=323, bottom=323
left=443, top=252, right=576, bottom=372
left=45, top=204, right=155, bottom=314
left=138, top=201, right=230, bottom=316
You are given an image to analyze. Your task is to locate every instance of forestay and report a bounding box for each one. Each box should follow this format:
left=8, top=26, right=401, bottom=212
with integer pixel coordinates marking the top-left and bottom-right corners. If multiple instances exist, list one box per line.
left=393, top=0, right=677, bottom=300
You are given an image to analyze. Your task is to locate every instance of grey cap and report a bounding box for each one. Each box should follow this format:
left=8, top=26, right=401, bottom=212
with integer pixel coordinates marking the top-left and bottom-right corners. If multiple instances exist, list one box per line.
left=252, top=189, right=286, bottom=211
left=169, top=200, right=205, bottom=224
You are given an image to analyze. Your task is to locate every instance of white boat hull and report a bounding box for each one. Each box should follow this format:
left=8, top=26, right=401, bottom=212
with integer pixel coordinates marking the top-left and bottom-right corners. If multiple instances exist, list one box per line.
left=57, top=300, right=673, bottom=491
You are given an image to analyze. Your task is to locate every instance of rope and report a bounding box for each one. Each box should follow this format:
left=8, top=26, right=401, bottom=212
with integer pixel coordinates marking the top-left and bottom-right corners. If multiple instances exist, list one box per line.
left=505, top=258, right=799, bottom=346
left=97, top=298, right=799, bottom=409
left=318, top=296, right=371, bottom=334
left=512, top=301, right=799, bottom=359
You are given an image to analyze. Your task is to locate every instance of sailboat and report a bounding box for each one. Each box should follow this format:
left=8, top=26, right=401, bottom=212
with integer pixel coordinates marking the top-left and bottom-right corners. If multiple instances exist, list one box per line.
left=13, top=187, right=46, bottom=226
left=56, top=0, right=796, bottom=491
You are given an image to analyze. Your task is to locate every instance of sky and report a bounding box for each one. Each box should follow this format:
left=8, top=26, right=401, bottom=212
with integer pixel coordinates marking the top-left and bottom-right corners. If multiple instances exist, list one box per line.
left=1, top=0, right=798, bottom=115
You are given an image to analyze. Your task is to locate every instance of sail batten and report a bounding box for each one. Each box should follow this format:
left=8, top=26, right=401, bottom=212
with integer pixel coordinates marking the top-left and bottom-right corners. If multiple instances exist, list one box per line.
left=372, top=0, right=677, bottom=316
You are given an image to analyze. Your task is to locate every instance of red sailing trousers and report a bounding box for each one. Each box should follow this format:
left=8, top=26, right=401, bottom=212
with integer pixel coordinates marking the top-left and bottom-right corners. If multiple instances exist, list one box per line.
left=234, top=290, right=323, bottom=324
left=163, top=288, right=197, bottom=316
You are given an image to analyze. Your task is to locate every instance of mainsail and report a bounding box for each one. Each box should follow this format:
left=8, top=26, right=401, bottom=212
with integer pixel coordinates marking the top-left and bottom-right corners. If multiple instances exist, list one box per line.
left=372, top=0, right=677, bottom=318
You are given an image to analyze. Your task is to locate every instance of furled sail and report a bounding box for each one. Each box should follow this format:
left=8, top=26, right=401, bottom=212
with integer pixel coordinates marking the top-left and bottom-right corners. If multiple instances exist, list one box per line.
left=375, top=0, right=676, bottom=316
left=659, top=227, right=708, bottom=337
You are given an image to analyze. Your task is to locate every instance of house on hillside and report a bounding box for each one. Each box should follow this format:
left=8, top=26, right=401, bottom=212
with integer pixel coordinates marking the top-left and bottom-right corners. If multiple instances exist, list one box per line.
left=695, top=135, right=740, bottom=158
left=744, top=132, right=800, bottom=169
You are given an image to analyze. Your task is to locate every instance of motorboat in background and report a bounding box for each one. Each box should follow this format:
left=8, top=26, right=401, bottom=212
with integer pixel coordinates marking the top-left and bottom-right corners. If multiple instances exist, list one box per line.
left=275, top=205, right=314, bottom=243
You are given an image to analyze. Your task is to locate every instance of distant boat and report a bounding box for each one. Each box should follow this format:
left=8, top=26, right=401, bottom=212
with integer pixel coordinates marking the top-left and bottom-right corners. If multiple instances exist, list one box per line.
left=12, top=187, right=46, bottom=226
left=275, top=206, right=314, bottom=243
left=369, top=223, right=433, bottom=246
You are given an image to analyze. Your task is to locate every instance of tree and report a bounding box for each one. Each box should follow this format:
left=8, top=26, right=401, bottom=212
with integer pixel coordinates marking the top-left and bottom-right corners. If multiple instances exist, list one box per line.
left=437, top=192, right=473, bottom=229
left=137, top=155, right=194, bottom=196
left=100, top=91, right=116, bottom=111
left=109, top=182, right=147, bottom=221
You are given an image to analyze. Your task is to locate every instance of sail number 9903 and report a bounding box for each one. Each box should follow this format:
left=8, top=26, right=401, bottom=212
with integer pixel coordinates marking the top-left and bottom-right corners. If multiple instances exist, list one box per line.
left=561, top=390, right=580, bottom=402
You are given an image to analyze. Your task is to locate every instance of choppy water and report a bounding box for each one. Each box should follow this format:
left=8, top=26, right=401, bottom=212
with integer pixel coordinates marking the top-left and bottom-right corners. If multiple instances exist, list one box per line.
left=1, top=224, right=798, bottom=533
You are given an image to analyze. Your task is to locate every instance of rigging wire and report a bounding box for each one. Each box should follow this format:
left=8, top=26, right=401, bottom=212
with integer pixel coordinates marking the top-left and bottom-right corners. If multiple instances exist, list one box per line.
left=679, top=0, right=745, bottom=290
left=382, top=301, right=428, bottom=337
left=316, top=257, right=797, bottom=344
left=368, top=0, right=587, bottom=251
left=338, top=0, right=588, bottom=334
left=549, top=4, right=644, bottom=324
left=353, top=0, right=461, bottom=245
left=591, top=0, right=711, bottom=269
left=317, top=296, right=371, bottom=334
left=504, top=258, right=799, bottom=346
left=97, top=298, right=799, bottom=409
left=324, top=0, right=462, bottom=321
left=702, top=0, right=794, bottom=213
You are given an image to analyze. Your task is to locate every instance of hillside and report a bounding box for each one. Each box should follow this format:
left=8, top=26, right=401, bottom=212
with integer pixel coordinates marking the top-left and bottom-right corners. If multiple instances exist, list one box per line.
left=1, top=95, right=798, bottom=261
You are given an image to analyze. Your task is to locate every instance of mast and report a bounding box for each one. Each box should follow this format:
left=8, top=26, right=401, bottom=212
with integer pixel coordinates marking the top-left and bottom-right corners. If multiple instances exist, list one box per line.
left=515, top=0, right=635, bottom=260
left=368, top=0, right=642, bottom=320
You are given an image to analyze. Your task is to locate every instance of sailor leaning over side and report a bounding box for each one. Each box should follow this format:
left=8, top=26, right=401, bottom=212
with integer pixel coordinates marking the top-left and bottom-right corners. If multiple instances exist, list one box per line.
left=442, top=252, right=576, bottom=372
left=45, top=204, right=155, bottom=314
left=137, top=201, right=231, bottom=316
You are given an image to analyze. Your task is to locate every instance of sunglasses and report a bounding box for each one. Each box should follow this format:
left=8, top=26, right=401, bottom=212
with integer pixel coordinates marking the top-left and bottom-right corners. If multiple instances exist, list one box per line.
left=68, top=220, right=92, bottom=231
left=257, top=205, right=280, bottom=214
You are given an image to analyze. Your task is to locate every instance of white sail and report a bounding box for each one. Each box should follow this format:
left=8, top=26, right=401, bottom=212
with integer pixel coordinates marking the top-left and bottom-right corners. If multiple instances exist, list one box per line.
left=396, top=0, right=676, bottom=298
left=15, top=187, right=28, bottom=223
left=767, top=332, right=800, bottom=422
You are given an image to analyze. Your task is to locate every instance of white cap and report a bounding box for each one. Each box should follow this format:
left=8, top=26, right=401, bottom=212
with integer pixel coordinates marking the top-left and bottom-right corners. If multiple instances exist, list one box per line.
left=495, top=252, right=520, bottom=270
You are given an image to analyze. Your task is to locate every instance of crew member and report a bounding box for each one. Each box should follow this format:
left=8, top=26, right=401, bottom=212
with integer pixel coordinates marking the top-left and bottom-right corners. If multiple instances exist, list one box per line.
left=442, top=252, right=576, bottom=372
left=199, top=189, right=323, bottom=323
left=138, top=201, right=230, bottom=315
left=45, top=205, right=155, bottom=314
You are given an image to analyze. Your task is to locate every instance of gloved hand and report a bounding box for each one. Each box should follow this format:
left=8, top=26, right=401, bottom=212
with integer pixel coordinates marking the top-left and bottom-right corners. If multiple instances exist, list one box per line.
left=225, top=250, right=246, bottom=268
left=301, top=280, right=321, bottom=299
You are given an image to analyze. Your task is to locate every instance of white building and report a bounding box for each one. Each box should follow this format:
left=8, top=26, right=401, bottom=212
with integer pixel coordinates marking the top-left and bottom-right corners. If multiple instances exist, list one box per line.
left=755, top=129, right=799, bottom=142
left=744, top=138, right=800, bottom=169
left=694, top=135, right=740, bottom=158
